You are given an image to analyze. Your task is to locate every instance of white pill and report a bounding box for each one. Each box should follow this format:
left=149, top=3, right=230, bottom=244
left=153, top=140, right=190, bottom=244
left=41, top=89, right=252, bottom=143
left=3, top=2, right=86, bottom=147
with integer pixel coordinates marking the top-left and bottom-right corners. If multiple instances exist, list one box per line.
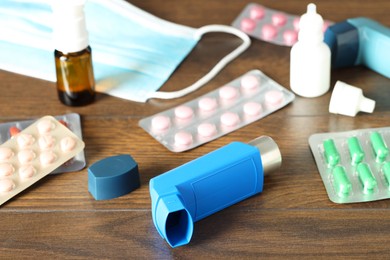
left=17, top=134, right=35, bottom=148
left=37, top=119, right=55, bottom=134
left=0, top=147, right=13, bottom=161
left=60, top=137, right=77, bottom=152
left=0, top=163, right=14, bottom=177
left=0, top=179, right=15, bottom=193
left=40, top=151, right=57, bottom=166
left=38, top=135, right=56, bottom=150
left=18, top=150, right=35, bottom=164
left=19, top=165, right=36, bottom=179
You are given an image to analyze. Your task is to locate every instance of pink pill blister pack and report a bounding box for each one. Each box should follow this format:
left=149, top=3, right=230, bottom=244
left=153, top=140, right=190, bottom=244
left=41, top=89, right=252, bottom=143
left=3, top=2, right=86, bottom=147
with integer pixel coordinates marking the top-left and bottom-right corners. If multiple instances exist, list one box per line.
left=0, top=116, right=85, bottom=205
left=231, top=3, right=331, bottom=46
left=0, top=113, right=85, bottom=174
left=139, top=70, right=295, bottom=152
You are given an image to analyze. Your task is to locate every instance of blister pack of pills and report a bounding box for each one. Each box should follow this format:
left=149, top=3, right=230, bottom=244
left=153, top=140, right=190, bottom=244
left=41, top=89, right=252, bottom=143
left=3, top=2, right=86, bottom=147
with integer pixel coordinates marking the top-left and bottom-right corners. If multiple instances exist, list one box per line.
left=0, top=115, right=85, bottom=205
left=231, top=3, right=331, bottom=46
left=309, top=127, right=390, bottom=204
left=0, top=113, right=85, bottom=174
left=139, top=70, right=295, bottom=152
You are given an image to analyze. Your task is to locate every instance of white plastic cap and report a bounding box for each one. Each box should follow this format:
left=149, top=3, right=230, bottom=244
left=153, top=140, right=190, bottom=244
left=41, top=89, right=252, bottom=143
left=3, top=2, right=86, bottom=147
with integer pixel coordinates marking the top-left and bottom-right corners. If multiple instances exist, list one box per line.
left=329, top=81, right=376, bottom=117
left=52, top=0, right=89, bottom=53
left=298, top=3, right=324, bottom=42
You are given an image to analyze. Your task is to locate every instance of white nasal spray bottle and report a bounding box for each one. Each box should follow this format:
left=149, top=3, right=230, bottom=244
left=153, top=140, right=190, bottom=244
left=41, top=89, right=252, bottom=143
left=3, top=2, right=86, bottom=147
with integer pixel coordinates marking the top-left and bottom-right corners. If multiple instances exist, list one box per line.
left=290, top=3, right=331, bottom=98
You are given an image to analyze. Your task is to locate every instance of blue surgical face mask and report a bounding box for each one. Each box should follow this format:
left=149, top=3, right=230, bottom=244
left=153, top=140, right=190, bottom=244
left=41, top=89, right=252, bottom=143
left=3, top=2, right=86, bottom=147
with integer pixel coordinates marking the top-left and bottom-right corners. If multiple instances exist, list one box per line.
left=0, top=0, right=250, bottom=102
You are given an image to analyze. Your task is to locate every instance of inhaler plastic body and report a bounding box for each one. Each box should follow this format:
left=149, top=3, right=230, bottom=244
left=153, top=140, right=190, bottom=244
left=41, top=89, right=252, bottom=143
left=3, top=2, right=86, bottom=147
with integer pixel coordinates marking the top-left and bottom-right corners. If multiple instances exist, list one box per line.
left=324, top=17, right=390, bottom=78
left=149, top=136, right=281, bottom=248
left=290, top=4, right=331, bottom=98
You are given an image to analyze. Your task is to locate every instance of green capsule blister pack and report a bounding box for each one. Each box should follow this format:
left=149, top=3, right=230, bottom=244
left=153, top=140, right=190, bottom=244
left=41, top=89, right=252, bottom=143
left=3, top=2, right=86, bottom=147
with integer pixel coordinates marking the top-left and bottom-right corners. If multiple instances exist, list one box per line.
left=309, top=127, right=390, bottom=203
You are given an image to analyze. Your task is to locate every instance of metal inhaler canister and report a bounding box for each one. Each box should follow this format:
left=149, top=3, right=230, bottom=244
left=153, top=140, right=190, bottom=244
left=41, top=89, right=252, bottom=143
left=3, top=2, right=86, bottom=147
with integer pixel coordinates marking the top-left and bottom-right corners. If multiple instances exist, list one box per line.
left=149, top=136, right=282, bottom=248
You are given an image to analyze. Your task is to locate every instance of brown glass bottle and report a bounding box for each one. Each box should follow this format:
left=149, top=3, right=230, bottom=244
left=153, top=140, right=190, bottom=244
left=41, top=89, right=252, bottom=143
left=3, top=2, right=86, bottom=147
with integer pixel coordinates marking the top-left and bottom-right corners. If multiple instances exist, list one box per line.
left=55, top=46, right=95, bottom=106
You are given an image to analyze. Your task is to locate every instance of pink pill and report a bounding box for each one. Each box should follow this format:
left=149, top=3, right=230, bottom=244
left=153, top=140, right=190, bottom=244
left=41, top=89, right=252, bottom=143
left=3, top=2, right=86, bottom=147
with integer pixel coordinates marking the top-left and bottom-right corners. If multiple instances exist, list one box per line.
left=198, top=97, right=217, bottom=112
left=283, top=30, right=298, bottom=45
left=40, top=150, right=56, bottom=166
left=174, top=132, right=193, bottom=147
left=0, top=147, right=13, bottom=161
left=272, top=13, right=287, bottom=27
left=250, top=6, right=265, bottom=20
left=151, top=115, right=171, bottom=131
left=240, top=18, right=256, bottom=32
left=37, top=119, right=55, bottom=134
left=244, top=102, right=263, bottom=116
left=262, top=24, right=277, bottom=40
left=38, top=135, right=56, bottom=150
left=0, top=179, right=14, bottom=193
left=17, top=134, right=35, bottom=148
left=60, top=136, right=77, bottom=152
left=174, top=106, right=194, bottom=120
left=220, top=112, right=240, bottom=127
left=241, top=75, right=260, bottom=90
left=219, top=86, right=238, bottom=100
left=293, top=17, right=300, bottom=31
left=19, top=165, right=36, bottom=179
left=197, top=123, right=217, bottom=138
left=265, top=90, right=284, bottom=106
left=18, top=150, right=35, bottom=164
left=323, top=21, right=330, bottom=32
left=0, top=163, right=14, bottom=177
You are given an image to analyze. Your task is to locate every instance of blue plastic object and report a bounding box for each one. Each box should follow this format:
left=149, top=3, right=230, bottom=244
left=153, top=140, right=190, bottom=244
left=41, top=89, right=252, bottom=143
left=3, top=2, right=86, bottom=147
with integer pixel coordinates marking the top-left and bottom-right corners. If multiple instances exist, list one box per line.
left=324, top=17, right=390, bottom=78
left=88, top=154, right=140, bottom=200
left=149, top=136, right=281, bottom=248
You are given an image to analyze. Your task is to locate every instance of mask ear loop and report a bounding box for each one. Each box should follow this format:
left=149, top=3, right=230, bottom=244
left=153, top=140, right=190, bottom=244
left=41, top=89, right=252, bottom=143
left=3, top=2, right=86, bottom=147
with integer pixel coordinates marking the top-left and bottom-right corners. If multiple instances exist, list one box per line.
left=147, top=25, right=251, bottom=100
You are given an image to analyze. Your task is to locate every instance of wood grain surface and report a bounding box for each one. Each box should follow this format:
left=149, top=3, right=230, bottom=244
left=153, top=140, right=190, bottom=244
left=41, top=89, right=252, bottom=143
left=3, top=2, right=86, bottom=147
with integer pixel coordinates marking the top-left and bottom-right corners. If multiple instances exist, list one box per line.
left=1, top=0, right=390, bottom=259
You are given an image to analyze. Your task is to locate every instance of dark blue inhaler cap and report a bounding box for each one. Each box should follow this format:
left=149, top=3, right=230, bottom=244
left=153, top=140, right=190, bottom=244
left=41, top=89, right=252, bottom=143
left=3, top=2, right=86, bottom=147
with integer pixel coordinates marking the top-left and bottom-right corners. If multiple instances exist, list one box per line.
left=324, top=21, right=359, bottom=68
left=88, top=154, right=140, bottom=200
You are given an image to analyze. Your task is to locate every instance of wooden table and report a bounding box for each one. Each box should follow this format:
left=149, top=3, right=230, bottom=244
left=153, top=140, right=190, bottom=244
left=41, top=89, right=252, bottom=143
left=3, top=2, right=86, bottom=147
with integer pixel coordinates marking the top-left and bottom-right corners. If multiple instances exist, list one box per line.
left=1, top=0, right=390, bottom=258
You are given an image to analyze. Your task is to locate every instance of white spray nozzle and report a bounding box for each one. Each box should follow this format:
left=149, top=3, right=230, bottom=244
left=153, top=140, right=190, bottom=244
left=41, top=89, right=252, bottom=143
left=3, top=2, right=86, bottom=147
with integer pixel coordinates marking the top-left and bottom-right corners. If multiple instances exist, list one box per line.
left=329, top=81, right=376, bottom=117
left=52, top=0, right=89, bottom=53
left=298, top=3, right=324, bottom=42
left=307, top=3, right=317, bottom=13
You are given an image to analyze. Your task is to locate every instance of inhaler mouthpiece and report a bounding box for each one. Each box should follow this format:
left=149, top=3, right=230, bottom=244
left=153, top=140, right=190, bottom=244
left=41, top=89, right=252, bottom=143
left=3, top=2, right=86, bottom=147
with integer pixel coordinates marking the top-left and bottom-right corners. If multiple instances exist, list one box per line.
left=329, top=81, right=376, bottom=117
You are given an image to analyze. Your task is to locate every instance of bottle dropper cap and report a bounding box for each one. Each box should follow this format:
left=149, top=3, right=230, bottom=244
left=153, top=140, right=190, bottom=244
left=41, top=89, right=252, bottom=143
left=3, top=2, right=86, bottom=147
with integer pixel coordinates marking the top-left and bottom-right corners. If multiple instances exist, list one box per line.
left=298, top=3, right=324, bottom=42
left=248, top=136, right=282, bottom=176
left=329, top=81, right=376, bottom=117
left=52, top=0, right=89, bottom=53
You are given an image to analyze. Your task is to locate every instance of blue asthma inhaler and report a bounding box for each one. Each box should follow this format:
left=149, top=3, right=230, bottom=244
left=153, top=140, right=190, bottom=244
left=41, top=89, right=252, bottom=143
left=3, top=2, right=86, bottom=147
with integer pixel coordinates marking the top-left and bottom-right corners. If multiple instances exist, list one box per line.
left=324, top=17, right=390, bottom=78
left=149, top=136, right=282, bottom=248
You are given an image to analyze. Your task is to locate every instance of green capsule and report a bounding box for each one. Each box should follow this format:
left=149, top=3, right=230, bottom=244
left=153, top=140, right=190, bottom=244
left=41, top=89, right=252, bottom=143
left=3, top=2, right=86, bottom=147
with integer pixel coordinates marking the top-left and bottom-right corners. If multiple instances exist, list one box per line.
left=323, top=139, right=340, bottom=167
left=332, top=166, right=352, bottom=197
left=348, top=136, right=365, bottom=165
left=370, top=132, right=389, bottom=163
left=357, top=163, right=377, bottom=194
left=382, top=162, right=390, bottom=188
